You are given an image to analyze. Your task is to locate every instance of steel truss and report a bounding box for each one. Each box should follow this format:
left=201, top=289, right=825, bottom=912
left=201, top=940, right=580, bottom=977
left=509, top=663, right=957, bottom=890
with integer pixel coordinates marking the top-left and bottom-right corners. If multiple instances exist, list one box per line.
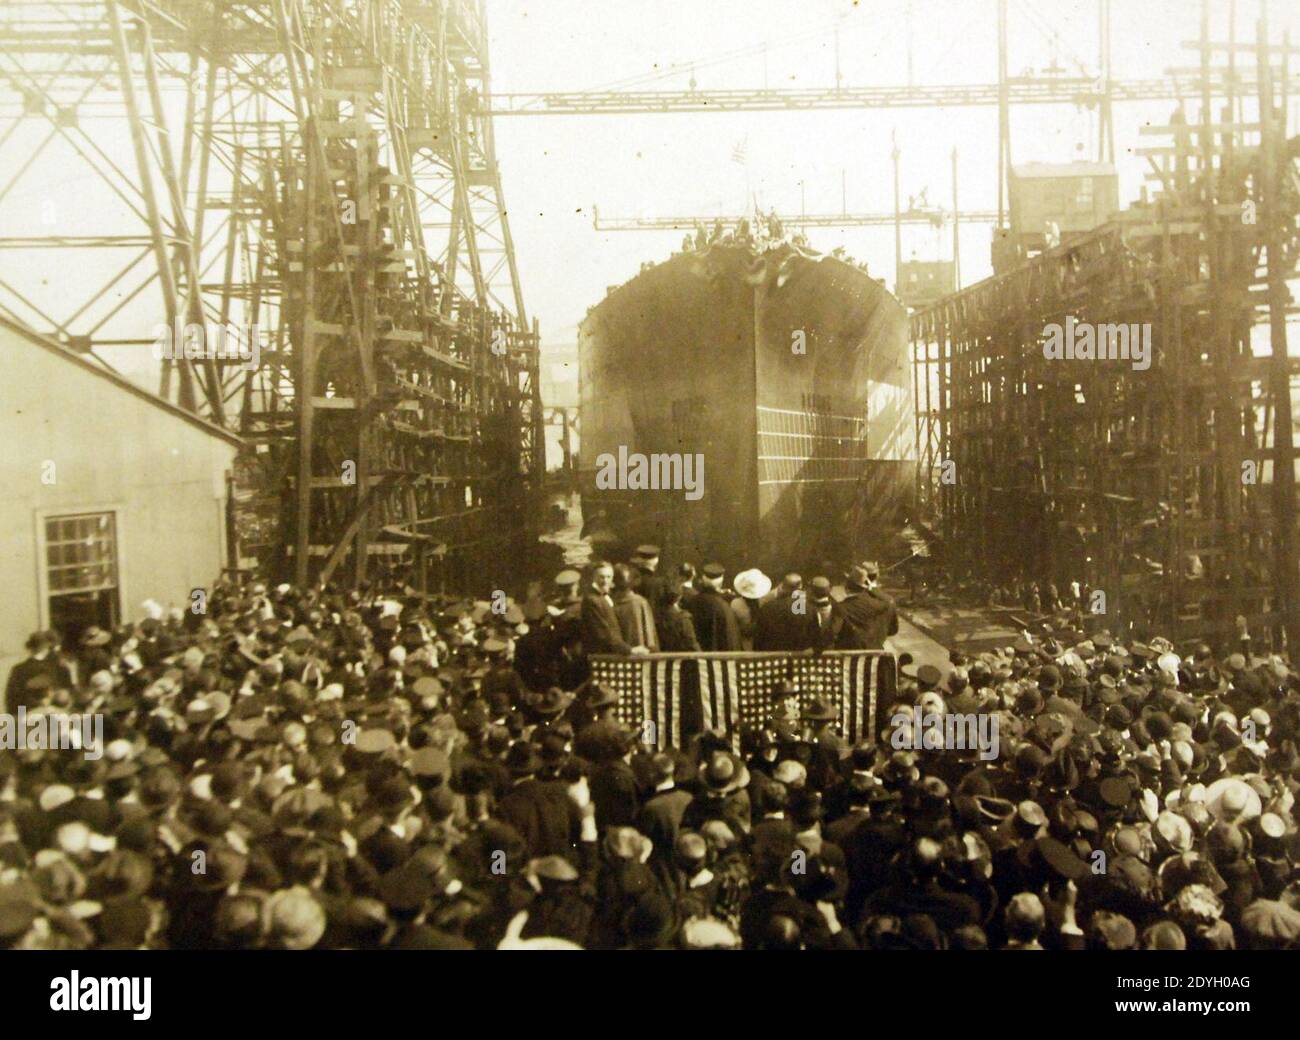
left=484, top=72, right=1300, bottom=117
left=910, top=19, right=1300, bottom=649
left=0, top=0, right=543, bottom=591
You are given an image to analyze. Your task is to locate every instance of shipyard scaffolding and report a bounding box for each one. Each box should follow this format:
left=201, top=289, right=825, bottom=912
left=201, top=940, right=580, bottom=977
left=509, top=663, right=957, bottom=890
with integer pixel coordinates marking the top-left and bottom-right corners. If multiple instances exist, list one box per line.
left=912, top=21, right=1300, bottom=651
left=0, top=0, right=543, bottom=592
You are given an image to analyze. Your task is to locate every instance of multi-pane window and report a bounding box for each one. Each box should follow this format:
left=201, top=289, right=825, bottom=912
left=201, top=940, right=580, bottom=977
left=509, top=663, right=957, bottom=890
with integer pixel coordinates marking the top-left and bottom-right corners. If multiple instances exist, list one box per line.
left=45, top=512, right=118, bottom=594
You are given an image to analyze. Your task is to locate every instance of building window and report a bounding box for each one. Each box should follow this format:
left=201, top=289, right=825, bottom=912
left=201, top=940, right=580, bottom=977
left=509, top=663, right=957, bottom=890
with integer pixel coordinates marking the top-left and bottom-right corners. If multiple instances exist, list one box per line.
left=45, top=511, right=120, bottom=644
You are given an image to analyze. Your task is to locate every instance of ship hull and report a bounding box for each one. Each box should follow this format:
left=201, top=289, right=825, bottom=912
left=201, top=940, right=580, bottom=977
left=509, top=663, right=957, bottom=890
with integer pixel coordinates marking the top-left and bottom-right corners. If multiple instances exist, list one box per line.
left=579, top=243, right=913, bottom=575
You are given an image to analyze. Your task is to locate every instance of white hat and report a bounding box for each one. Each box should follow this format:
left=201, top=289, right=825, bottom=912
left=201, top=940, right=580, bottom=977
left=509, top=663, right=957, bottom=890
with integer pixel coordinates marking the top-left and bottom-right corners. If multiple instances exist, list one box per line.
left=682, top=916, right=741, bottom=949
left=1205, top=777, right=1263, bottom=823
left=38, top=785, right=76, bottom=813
left=733, top=568, right=773, bottom=600
left=1157, top=651, right=1182, bottom=676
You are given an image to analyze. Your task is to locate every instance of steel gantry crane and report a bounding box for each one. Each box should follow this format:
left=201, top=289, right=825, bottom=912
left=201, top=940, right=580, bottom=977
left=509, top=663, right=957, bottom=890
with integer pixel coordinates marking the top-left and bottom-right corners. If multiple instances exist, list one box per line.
left=0, top=0, right=544, bottom=592
left=482, top=70, right=1296, bottom=116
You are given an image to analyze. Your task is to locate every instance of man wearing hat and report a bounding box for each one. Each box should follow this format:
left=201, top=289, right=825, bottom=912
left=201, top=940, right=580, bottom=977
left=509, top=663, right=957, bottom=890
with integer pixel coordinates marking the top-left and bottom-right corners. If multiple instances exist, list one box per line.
left=5, top=631, right=72, bottom=713
left=550, top=572, right=589, bottom=687
left=833, top=563, right=898, bottom=650
left=496, top=742, right=584, bottom=858
left=802, top=698, right=846, bottom=791
left=766, top=681, right=803, bottom=729
left=480, top=637, right=528, bottom=706
left=75, top=625, right=113, bottom=682
left=685, top=564, right=742, bottom=652
left=630, top=545, right=667, bottom=621
left=798, top=577, right=840, bottom=651
left=572, top=682, right=626, bottom=761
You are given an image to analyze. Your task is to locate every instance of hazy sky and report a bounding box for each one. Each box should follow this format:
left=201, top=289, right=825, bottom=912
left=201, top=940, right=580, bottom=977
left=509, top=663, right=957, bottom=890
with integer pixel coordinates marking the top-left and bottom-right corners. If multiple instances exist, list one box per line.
left=487, top=0, right=1300, bottom=347
left=3, top=0, right=1297, bottom=383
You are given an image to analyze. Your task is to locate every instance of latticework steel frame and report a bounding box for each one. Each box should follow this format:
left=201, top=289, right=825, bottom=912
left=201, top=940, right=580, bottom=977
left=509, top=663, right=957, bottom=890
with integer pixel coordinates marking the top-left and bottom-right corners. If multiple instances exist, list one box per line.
left=911, top=23, right=1300, bottom=650
left=0, top=0, right=543, bottom=591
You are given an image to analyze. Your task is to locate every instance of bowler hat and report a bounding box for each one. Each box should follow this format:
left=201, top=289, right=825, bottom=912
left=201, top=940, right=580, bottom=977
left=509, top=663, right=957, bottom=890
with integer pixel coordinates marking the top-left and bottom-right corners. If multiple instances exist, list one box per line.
left=845, top=563, right=879, bottom=589
left=770, top=680, right=799, bottom=704
left=532, top=686, right=574, bottom=717
left=697, top=751, right=749, bottom=794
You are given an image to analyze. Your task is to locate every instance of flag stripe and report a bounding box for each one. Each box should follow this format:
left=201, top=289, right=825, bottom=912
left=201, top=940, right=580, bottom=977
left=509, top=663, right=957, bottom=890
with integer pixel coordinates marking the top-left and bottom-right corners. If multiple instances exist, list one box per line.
left=589, top=651, right=888, bottom=750
left=670, top=658, right=682, bottom=747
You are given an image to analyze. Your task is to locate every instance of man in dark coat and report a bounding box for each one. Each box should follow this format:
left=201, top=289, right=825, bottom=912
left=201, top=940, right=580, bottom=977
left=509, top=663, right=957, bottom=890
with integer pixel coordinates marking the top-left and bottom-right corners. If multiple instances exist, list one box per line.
left=5, top=631, right=73, bottom=713
left=739, top=831, right=857, bottom=949
left=685, top=564, right=742, bottom=652
left=676, top=563, right=699, bottom=609
left=573, top=684, right=630, bottom=762
left=610, top=563, right=658, bottom=652
left=827, top=778, right=906, bottom=923
left=583, top=717, right=641, bottom=832
left=580, top=561, right=643, bottom=656
left=513, top=613, right=562, bottom=691
left=496, top=743, right=583, bottom=858
left=657, top=583, right=700, bottom=652
left=631, top=545, right=668, bottom=620
left=636, top=753, right=694, bottom=867
left=795, top=577, right=840, bottom=651
left=833, top=564, right=899, bottom=650
left=802, top=699, right=848, bottom=791
left=754, top=574, right=807, bottom=651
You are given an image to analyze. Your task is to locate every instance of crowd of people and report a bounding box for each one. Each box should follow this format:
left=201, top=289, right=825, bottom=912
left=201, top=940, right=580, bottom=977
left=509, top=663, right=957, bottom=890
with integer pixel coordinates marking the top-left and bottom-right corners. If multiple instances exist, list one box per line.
left=2, top=545, right=1300, bottom=950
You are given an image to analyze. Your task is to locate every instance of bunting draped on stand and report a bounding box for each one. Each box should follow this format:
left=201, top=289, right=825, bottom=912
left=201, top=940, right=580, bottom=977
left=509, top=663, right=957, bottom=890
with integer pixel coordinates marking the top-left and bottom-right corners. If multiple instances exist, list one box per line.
left=590, top=651, right=894, bottom=751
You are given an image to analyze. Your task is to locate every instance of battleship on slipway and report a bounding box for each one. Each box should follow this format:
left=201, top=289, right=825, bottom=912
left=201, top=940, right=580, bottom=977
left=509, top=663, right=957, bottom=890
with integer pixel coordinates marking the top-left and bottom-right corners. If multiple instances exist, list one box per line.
left=578, top=236, right=914, bottom=575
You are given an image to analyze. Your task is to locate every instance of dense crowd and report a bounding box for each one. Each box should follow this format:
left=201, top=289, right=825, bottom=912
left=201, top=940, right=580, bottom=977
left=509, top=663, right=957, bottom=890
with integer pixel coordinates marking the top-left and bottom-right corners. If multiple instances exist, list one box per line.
left=3, top=546, right=1300, bottom=950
